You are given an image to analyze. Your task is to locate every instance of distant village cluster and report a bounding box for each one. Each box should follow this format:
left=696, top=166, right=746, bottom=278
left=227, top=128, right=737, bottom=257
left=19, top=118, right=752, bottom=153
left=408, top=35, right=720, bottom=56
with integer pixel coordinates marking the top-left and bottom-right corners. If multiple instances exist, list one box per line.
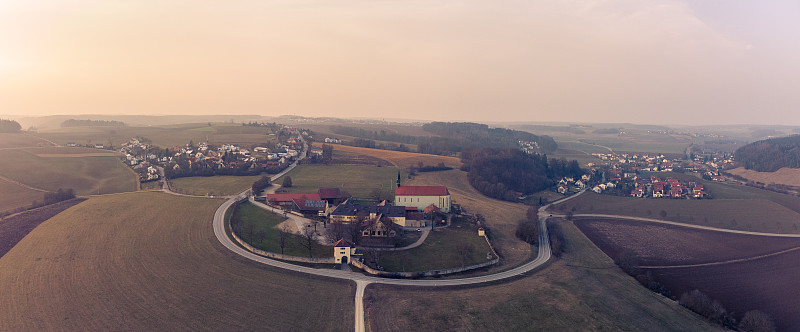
left=115, top=125, right=306, bottom=182
left=555, top=151, right=736, bottom=199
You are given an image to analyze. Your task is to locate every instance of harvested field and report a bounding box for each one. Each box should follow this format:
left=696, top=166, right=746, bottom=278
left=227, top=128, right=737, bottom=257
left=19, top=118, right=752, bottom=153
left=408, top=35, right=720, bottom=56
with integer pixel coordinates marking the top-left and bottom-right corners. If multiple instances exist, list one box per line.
left=555, top=191, right=800, bottom=234
left=575, top=218, right=800, bottom=266
left=728, top=166, right=800, bottom=187
left=169, top=175, right=264, bottom=196
left=312, top=143, right=462, bottom=169
left=0, top=192, right=353, bottom=331
left=575, top=218, right=800, bottom=330
left=365, top=220, right=717, bottom=331
left=0, top=149, right=137, bottom=195
left=329, top=150, right=393, bottom=166
left=0, top=198, right=86, bottom=258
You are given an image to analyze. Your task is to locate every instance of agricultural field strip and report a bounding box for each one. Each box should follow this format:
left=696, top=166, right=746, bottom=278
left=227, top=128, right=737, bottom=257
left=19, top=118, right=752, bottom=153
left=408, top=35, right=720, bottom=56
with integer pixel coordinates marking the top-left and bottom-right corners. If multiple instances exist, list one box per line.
left=572, top=213, right=800, bottom=238
left=639, top=245, right=800, bottom=269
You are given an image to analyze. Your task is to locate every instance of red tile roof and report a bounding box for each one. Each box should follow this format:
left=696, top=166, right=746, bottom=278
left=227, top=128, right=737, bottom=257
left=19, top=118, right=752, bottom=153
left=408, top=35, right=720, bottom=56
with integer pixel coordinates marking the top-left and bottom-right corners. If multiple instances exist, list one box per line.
left=395, top=186, right=449, bottom=196
left=318, top=188, right=341, bottom=200
left=333, top=239, right=354, bottom=247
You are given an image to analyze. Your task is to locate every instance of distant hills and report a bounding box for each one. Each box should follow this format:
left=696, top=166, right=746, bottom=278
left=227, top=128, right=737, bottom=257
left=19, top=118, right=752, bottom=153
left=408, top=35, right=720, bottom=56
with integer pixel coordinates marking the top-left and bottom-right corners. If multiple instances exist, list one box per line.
left=735, top=135, right=800, bottom=172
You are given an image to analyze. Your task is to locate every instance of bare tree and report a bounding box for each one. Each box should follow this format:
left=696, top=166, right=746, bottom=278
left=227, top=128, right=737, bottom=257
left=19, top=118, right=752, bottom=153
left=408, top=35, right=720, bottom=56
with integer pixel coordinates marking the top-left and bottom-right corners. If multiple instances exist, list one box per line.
left=455, top=243, right=475, bottom=267
left=325, top=221, right=345, bottom=244
left=299, top=225, right=317, bottom=258
left=739, top=310, right=775, bottom=332
left=278, top=224, right=290, bottom=255
left=255, top=229, right=267, bottom=245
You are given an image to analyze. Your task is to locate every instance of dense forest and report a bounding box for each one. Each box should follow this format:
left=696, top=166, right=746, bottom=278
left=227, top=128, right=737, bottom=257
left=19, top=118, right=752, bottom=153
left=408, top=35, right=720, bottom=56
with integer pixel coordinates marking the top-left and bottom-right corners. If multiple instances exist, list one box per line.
left=61, top=119, right=126, bottom=127
left=462, top=148, right=583, bottom=201
left=734, top=135, right=800, bottom=172
left=329, top=122, right=557, bottom=156
left=0, top=119, right=21, bottom=133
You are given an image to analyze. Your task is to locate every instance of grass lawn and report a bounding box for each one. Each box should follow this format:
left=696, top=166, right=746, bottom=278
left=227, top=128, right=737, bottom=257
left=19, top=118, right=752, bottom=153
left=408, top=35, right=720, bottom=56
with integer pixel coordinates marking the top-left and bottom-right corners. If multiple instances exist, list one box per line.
left=0, top=192, right=353, bottom=331
left=169, top=175, right=264, bottom=196
left=276, top=164, right=401, bottom=199
left=378, top=221, right=493, bottom=272
left=0, top=148, right=137, bottom=195
left=231, top=202, right=331, bottom=258
left=365, top=219, right=718, bottom=331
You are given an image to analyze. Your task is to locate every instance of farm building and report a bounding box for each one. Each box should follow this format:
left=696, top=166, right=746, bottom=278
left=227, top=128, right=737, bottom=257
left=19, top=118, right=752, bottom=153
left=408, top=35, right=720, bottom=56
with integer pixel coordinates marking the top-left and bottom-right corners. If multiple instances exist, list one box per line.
left=394, top=185, right=451, bottom=213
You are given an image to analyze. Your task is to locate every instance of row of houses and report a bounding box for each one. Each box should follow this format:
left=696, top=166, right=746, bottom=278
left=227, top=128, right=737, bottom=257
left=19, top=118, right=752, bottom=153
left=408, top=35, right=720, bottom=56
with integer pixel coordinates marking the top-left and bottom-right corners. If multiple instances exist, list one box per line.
left=630, top=176, right=706, bottom=199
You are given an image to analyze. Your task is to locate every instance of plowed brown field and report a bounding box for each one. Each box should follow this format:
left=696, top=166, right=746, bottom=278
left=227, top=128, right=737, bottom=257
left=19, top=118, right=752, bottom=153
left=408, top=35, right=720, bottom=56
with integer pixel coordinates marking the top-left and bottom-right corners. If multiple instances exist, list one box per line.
left=575, top=218, right=800, bottom=330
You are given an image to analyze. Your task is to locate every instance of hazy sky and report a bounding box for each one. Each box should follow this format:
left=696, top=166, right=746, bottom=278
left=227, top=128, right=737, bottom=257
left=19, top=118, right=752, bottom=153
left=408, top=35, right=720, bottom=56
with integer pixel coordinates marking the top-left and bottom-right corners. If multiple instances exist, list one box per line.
left=1, top=0, right=798, bottom=125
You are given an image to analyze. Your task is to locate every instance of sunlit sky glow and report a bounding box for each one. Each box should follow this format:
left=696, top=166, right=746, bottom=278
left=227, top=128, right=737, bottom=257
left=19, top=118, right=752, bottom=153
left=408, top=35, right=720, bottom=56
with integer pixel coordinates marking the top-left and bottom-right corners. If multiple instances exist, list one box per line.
left=1, top=0, right=799, bottom=125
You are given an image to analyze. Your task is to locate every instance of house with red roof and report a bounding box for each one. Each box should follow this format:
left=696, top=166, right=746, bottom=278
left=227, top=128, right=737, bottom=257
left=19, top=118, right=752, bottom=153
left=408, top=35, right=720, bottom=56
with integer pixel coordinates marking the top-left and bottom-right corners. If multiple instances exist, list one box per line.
left=394, top=185, right=451, bottom=213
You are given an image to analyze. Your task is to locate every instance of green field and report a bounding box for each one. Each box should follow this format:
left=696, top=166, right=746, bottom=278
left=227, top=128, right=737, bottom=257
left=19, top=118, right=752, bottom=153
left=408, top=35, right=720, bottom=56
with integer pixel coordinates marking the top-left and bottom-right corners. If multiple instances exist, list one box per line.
left=366, top=220, right=717, bottom=331
left=554, top=191, right=800, bottom=233
left=276, top=164, right=401, bottom=199
left=0, top=149, right=137, bottom=195
left=232, top=202, right=332, bottom=257
left=378, top=221, right=493, bottom=272
left=169, top=175, right=264, bottom=196
left=35, top=123, right=275, bottom=148
left=0, top=192, right=353, bottom=331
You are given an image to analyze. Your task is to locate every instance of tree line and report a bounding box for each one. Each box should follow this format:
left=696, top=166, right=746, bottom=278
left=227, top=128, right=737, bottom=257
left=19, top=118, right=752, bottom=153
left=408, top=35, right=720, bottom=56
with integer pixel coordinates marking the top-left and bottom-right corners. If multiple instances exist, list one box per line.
left=61, top=119, right=126, bottom=127
left=0, top=119, right=21, bottom=133
left=734, top=135, right=800, bottom=172
left=462, top=148, right=583, bottom=201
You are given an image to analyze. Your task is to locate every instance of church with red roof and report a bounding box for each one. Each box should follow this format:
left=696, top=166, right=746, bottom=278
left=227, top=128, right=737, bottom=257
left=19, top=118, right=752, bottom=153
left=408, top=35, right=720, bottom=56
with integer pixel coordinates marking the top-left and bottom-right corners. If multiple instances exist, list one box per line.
left=394, top=185, right=451, bottom=213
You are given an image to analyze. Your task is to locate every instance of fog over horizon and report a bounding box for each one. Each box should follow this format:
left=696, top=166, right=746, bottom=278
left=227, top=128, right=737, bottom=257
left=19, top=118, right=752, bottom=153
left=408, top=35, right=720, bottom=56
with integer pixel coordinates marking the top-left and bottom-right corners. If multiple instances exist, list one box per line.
left=1, top=1, right=799, bottom=126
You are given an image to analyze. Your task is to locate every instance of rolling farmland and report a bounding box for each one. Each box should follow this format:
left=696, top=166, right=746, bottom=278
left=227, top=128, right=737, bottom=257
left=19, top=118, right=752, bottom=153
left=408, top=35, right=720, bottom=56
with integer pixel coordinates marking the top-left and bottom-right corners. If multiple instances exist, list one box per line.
left=366, top=220, right=717, bottom=331
left=0, top=198, right=86, bottom=258
left=0, top=148, right=137, bottom=195
left=0, top=192, right=353, bottom=331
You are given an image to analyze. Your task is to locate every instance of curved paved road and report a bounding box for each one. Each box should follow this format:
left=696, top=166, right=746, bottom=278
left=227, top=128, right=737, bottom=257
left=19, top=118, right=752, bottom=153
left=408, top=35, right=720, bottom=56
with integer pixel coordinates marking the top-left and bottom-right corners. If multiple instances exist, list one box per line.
left=212, top=180, right=585, bottom=331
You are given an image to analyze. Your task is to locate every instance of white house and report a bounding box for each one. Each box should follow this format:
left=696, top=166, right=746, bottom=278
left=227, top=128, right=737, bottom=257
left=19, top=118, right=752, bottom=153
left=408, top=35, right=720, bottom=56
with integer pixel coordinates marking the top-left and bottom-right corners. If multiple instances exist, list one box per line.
left=394, top=185, right=451, bottom=213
